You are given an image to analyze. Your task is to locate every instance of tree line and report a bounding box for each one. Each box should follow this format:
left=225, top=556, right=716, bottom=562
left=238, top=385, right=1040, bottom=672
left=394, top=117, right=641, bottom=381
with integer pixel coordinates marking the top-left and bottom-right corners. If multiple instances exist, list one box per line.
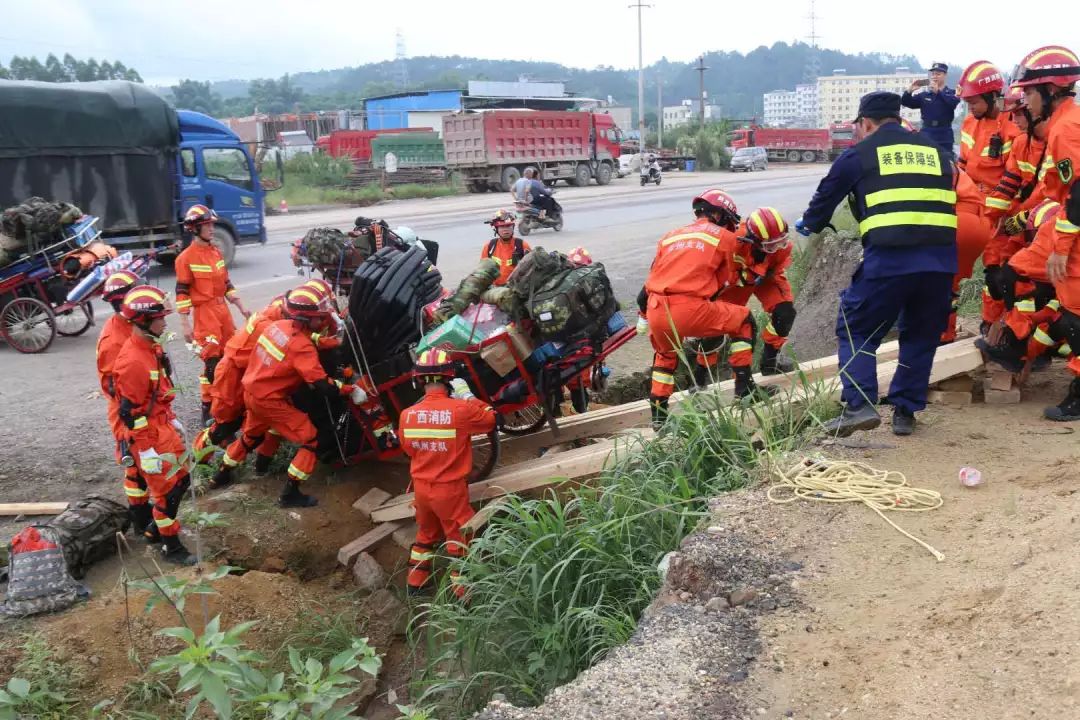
left=0, top=53, right=142, bottom=83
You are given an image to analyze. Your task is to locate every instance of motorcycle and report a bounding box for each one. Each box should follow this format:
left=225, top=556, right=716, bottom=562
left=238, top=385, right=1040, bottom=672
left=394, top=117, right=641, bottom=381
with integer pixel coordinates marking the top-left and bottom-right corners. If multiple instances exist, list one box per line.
left=640, top=164, right=662, bottom=186
left=514, top=198, right=564, bottom=235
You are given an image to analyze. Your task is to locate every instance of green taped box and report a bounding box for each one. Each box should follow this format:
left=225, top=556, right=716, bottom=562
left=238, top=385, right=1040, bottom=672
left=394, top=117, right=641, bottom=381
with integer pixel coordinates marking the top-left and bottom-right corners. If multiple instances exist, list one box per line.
left=416, top=314, right=482, bottom=354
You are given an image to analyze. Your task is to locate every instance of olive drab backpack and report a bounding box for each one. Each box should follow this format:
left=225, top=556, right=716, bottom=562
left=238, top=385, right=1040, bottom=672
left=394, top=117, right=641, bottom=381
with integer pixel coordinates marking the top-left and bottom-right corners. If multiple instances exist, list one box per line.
left=526, top=263, right=618, bottom=343
left=506, top=247, right=573, bottom=299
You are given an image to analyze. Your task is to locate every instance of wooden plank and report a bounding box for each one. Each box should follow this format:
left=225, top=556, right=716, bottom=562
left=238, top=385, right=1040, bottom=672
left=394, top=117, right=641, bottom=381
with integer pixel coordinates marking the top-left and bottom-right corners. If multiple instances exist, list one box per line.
left=337, top=522, right=401, bottom=567
left=352, top=488, right=393, bottom=518
left=370, top=339, right=983, bottom=525
left=391, top=522, right=418, bottom=550
left=0, top=502, right=69, bottom=517
left=463, top=499, right=510, bottom=534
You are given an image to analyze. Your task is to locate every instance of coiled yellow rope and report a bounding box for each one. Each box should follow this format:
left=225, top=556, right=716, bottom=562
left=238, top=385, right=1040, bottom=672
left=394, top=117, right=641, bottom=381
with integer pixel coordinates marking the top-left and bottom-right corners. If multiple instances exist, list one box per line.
left=768, top=458, right=945, bottom=561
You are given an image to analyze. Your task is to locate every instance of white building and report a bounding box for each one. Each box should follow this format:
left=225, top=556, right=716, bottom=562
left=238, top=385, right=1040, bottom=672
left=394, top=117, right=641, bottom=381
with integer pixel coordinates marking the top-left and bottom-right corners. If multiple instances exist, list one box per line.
left=764, top=89, right=798, bottom=127
left=817, top=69, right=922, bottom=126
left=664, top=99, right=724, bottom=130
left=795, top=83, right=819, bottom=127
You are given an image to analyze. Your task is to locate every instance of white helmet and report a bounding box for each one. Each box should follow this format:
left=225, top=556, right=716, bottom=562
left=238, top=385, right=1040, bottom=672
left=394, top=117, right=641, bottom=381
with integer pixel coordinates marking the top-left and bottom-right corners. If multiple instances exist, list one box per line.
left=394, top=226, right=420, bottom=245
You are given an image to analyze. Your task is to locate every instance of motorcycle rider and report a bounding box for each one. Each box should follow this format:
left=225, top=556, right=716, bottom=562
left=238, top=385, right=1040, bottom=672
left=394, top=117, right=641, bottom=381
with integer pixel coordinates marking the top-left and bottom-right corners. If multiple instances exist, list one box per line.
left=511, top=167, right=559, bottom=220
left=641, top=153, right=662, bottom=183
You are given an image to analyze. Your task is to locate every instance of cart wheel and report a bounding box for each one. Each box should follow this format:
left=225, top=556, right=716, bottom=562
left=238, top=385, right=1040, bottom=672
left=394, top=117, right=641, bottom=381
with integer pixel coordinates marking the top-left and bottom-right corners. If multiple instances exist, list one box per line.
left=500, top=403, right=547, bottom=435
left=56, top=302, right=94, bottom=337
left=1, top=297, right=57, bottom=354
left=469, top=429, right=500, bottom=482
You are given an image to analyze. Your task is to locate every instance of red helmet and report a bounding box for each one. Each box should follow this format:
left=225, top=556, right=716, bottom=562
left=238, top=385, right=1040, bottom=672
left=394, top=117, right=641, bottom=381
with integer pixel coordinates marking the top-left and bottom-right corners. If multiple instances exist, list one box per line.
left=745, top=207, right=790, bottom=253
left=692, top=188, right=740, bottom=227
left=183, top=204, right=218, bottom=231
left=102, top=270, right=141, bottom=303
left=958, top=61, right=1006, bottom=99
left=1027, top=199, right=1062, bottom=232
left=1013, top=45, right=1080, bottom=89
left=301, top=277, right=335, bottom=299
left=284, top=283, right=332, bottom=323
left=1002, top=84, right=1025, bottom=113
left=567, top=246, right=593, bottom=266
left=414, top=348, right=456, bottom=380
left=486, top=209, right=516, bottom=229
left=120, top=285, right=170, bottom=329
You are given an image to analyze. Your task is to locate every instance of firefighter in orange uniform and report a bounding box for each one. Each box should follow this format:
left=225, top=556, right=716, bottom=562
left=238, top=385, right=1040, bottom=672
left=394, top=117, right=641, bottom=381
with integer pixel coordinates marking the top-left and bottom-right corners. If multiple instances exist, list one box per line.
left=175, top=204, right=249, bottom=425
left=1009, top=45, right=1080, bottom=420
left=214, top=283, right=364, bottom=506
left=983, top=85, right=1049, bottom=228
left=721, top=207, right=797, bottom=375
left=113, top=285, right=196, bottom=565
left=400, top=349, right=497, bottom=597
left=479, top=209, right=531, bottom=286
left=941, top=169, right=994, bottom=343
left=96, top=270, right=150, bottom=531
left=955, top=61, right=1021, bottom=329
left=636, top=189, right=761, bottom=429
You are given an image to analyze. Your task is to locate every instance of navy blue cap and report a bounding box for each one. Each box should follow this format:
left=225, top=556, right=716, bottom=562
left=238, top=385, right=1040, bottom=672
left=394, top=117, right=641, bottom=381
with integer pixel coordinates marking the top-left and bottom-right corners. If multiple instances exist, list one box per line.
left=852, top=91, right=902, bottom=122
left=930, top=62, right=948, bottom=74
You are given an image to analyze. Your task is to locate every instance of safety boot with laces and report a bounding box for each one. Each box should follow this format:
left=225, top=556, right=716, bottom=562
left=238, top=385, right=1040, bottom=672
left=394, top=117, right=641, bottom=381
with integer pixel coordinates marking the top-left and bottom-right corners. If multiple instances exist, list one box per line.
left=253, top=454, right=272, bottom=477
left=975, top=329, right=1027, bottom=373
left=1044, top=378, right=1080, bottom=422
left=161, top=535, right=196, bottom=566
left=279, top=479, right=318, bottom=508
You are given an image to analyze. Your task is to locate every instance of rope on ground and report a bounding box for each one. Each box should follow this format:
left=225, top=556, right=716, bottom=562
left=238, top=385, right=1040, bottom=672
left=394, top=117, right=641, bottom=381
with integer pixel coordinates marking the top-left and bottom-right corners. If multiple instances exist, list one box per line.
left=767, top=457, right=945, bottom=562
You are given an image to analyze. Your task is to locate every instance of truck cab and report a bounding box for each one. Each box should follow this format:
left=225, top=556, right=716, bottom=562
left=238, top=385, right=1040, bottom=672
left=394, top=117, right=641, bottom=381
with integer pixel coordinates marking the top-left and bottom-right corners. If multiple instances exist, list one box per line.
left=591, top=113, right=623, bottom=163
left=173, top=111, right=268, bottom=266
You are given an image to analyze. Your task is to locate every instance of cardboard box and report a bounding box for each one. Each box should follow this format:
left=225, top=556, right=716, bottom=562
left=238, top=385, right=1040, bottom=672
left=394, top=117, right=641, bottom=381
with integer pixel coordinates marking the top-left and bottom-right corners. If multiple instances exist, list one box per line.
left=481, top=340, right=518, bottom=376
left=506, top=322, right=535, bottom=358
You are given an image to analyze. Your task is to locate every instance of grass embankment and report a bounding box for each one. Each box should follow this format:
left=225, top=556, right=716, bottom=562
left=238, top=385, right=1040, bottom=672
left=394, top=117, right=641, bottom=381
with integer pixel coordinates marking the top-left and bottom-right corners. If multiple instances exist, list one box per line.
left=411, top=378, right=838, bottom=717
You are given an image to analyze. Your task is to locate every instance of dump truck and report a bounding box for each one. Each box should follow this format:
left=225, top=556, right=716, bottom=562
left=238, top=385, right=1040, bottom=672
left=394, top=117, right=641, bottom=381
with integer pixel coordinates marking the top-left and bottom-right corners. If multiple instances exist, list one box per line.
left=318, top=128, right=433, bottom=164
left=0, top=79, right=277, bottom=266
left=728, top=126, right=832, bottom=163
left=442, top=110, right=623, bottom=192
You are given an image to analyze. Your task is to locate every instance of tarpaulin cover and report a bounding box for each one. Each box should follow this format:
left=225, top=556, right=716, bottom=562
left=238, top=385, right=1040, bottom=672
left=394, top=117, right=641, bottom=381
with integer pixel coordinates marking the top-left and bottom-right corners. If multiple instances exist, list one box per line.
left=0, top=80, right=179, bottom=231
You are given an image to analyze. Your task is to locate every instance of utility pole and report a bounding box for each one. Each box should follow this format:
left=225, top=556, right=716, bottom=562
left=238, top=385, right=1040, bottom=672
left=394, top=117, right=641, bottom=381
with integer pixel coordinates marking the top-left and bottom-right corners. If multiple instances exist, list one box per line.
left=657, top=76, right=663, bottom=148
left=629, top=1, right=652, bottom=144
left=696, top=55, right=709, bottom=129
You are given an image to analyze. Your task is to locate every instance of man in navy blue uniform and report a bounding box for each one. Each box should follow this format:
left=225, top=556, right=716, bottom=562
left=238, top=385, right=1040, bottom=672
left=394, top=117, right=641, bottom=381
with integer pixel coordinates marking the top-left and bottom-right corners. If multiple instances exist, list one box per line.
left=901, top=62, right=960, bottom=159
left=795, top=91, right=958, bottom=437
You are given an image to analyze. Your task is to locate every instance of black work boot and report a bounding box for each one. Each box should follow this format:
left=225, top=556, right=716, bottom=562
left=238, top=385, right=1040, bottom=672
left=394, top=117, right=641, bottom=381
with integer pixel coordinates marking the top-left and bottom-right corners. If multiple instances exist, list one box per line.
left=1044, top=378, right=1080, bottom=422
left=733, top=366, right=776, bottom=401
left=689, top=363, right=712, bottom=393
left=1031, top=350, right=1053, bottom=372
left=892, top=407, right=916, bottom=436
left=161, top=535, right=196, bottom=566
left=760, top=345, right=783, bottom=376
left=201, top=402, right=212, bottom=428
left=821, top=404, right=882, bottom=437
left=279, top=480, right=318, bottom=508
left=209, top=466, right=234, bottom=490
left=975, top=329, right=1027, bottom=373
left=649, top=396, right=669, bottom=431
left=253, top=454, right=272, bottom=477
left=129, top=504, right=152, bottom=538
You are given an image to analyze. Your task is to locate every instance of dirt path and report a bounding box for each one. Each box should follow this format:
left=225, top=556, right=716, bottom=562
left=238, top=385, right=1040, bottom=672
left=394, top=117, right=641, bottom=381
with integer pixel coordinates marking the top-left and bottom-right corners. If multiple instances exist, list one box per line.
left=744, top=370, right=1080, bottom=719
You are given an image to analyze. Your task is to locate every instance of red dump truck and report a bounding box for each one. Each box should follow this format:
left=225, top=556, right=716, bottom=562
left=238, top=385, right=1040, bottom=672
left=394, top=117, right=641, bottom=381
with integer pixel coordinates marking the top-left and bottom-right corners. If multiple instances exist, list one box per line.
left=729, top=124, right=856, bottom=163
left=442, top=110, right=623, bottom=192
left=318, top=128, right=433, bottom=164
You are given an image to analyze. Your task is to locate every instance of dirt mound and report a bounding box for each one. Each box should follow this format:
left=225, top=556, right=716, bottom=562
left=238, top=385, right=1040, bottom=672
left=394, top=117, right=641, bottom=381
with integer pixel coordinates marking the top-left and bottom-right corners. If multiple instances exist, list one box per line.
left=787, top=233, right=863, bottom=363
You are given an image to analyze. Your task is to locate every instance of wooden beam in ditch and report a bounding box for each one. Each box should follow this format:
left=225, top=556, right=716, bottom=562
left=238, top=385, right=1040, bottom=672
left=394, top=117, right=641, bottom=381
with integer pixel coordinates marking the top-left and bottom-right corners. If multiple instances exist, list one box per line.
left=368, top=339, right=982, bottom=525
left=0, top=502, right=70, bottom=517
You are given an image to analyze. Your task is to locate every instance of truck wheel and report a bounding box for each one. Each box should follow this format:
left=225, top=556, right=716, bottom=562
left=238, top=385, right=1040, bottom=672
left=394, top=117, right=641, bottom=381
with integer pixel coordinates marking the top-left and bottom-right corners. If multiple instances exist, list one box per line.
left=786, top=150, right=800, bottom=162
left=500, top=166, right=521, bottom=193
left=214, top=226, right=237, bottom=267
left=595, top=162, right=612, bottom=186
left=801, top=150, right=816, bottom=163
left=572, top=163, right=591, bottom=187
left=466, top=181, right=483, bottom=193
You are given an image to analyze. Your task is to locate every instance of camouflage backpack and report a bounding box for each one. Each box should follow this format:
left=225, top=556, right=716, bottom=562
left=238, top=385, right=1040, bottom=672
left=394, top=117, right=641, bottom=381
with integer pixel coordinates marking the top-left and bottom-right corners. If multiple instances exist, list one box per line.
left=45, top=495, right=131, bottom=579
left=302, top=227, right=371, bottom=268
left=506, top=248, right=574, bottom=300
left=526, top=263, right=617, bottom=343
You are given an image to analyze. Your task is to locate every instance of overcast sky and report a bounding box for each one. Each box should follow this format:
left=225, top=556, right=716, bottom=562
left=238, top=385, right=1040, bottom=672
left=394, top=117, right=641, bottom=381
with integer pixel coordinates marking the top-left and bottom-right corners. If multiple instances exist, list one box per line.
left=2, top=0, right=1067, bottom=86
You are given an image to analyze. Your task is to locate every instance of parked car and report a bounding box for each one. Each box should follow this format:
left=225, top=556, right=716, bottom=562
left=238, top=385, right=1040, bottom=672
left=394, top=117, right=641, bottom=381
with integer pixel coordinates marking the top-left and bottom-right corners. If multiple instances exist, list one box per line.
left=730, top=146, right=768, bottom=172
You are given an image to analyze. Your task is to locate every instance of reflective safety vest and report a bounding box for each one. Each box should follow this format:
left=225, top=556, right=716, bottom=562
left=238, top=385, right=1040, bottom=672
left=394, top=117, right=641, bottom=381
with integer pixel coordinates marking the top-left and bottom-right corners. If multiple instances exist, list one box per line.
left=853, top=124, right=957, bottom=248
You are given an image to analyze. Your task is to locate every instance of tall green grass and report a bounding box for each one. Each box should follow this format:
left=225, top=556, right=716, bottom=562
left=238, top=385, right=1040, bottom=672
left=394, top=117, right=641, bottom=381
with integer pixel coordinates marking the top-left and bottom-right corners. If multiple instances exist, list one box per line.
left=410, top=378, right=836, bottom=716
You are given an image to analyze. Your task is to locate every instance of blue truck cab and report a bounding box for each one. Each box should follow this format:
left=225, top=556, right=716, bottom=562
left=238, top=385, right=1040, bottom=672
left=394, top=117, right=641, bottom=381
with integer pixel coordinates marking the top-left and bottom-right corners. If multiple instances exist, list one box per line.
left=174, top=111, right=269, bottom=266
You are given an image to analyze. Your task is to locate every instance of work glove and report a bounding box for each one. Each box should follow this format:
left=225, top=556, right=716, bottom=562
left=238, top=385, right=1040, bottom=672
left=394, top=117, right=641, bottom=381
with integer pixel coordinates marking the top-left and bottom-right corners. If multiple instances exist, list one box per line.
left=349, top=385, right=368, bottom=405
left=170, top=418, right=186, bottom=436
left=794, top=218, right=812, bottom=237
left=450, top=378, right=474, bottom=400
left=138, top=448, right=163, bottom=475
left=1003, top=211, right=1028, bottom=236
left=635, top=313, right=649, bottom=336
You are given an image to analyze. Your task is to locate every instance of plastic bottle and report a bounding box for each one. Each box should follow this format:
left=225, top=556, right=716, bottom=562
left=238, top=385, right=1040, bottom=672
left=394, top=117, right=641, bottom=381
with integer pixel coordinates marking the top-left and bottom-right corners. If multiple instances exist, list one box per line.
left=958, top=467, right=983, bottom=487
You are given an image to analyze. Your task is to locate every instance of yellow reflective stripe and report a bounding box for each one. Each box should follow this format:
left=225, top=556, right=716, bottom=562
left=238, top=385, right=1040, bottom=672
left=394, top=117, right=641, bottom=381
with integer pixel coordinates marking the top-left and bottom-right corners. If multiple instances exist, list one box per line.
left=764, top=322, right=777, bottom=335
left=176, top=299, right=193, bottom=310
left=188, top=264, right=213, bottom=272
left=149, top=370, right=160, bottom=381
left=1047, top=300, right=1061, bottom=311
left=660, top=231, right=721, bottom=248
left=1018, top=161, right=1037, bottom=175
left=1058, top=343, right=1072, bottom=356
left=960, top=132, right=975, bottom=148
left=651, top=371, right=675, bottom=385
left=245, top=315, right=258, bottom=333
left=1015, top=299, right=1037, bottom=313
left=1033, top=203, right=1060, bottom=227
left=449, top=574, right=466, bottom=586
left=1033, top=327, right=1055, bottom=346
left=965, top=62, right=996, bottom=82
left=410, top=549, right=434, bottom=563
left=132, top=416, right=148, bottom=430
left=226, top=288, right=237, bottom=297
left=730, top=341, right=753, bottom=353
left=199, top=376, right=211, bottom=385
left=257, top=334, right=285, bottom=361
left=985, top=197, right=1011, bottom=210
left=859, top=212, right=957, bottom=234
left=864, top=188, right=956, bottom=207
left=222, top=452, right=242, bottom=468
left=215, top=260, right=226, bottom=269
left=1056, top=218, right=1080, bottom=235
left=287, top=463, right=309, bottom=480
left=155, top=516, right=176, bottom=528
left=402, top=428, right=458, bottom=439
left=125, top=486, right=149, bottom=498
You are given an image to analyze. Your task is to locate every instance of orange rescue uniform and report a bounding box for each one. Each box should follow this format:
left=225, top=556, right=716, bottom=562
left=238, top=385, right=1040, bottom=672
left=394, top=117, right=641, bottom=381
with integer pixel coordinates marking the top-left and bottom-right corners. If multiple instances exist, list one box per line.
left=96, top=314, right=147, bottom=507
left=113, top=333, right=188, bottom=537
left=175, top=241, right=238, bottom=402
left=1005, top=217, right=1067, bottom=360
left=399, top=386, right=497, bottom=596
left=719, top=237, right=794, bottom=350
left=942, top=172, right=993, bottom=342
left=643, top=218, right=751, bottom=399
left=480, top=236, right=531, bottom=286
